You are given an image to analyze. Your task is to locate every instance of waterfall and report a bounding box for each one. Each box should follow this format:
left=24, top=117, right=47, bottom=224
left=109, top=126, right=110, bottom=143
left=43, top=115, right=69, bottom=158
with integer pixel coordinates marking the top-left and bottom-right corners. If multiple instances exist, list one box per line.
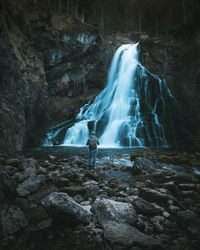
left=44, top=43, right=185, bottom=148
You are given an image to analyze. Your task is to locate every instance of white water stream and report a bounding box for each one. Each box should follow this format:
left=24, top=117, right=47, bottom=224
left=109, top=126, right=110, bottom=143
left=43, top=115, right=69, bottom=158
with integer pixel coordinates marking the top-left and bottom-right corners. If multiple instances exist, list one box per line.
left=44, top=43, right=180, bottom=148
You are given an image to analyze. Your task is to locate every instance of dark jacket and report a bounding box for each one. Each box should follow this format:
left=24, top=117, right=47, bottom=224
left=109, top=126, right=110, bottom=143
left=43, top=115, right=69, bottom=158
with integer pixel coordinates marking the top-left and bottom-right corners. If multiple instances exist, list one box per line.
left=86, top=135, right=100, bottom=150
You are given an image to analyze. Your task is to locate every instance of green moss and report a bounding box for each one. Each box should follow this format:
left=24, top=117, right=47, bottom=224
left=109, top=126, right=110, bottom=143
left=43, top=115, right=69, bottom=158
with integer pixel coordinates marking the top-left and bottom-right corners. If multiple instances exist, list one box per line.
left=106, top=163, right=116, bottom=168
left=120, top=166, right=128, bottom=172
left=157, top=155, right=172, bottom=163
left=189, top=158, right=200, bottom=167
left=50, top=14, right=74, bottom=34
left=193, top=129, right=200, bottom=152
left=0, top=13, right=8, bottom=31
left=108, top=178, right=119, bottom=187
left=130, top=147, right=154, bottom=161
left=131, top=147, right=200, bottom=168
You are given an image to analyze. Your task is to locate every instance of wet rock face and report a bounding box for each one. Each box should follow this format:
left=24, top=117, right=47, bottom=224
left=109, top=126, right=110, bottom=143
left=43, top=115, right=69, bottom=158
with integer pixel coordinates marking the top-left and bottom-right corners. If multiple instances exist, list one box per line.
left=31, top=23, right=104, bottom=97
left=29, top=20, right=114, bottom=137
left=0, top=28, right=48, bottom=155
left=139, top=38, right=200, bottom=130
left=0, top=11, right=114, bottom=153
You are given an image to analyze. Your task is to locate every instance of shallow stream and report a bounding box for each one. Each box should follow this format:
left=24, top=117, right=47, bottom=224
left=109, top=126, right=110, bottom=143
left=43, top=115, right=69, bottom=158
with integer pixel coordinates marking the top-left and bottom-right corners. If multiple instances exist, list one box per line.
left=23, top=146, right=200, bottom=187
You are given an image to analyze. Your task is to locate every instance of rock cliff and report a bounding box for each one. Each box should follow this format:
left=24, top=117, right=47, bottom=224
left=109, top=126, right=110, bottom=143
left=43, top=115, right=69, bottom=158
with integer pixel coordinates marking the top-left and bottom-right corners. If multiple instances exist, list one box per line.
left=0, top=1, right=114, bottom=155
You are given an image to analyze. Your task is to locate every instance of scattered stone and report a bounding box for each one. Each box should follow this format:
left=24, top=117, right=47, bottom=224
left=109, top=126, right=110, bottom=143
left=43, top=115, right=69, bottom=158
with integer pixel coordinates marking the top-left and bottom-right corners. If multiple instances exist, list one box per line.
left=169, top=205, right=180, bottom=214
left=179, top=183, right=196, bottom=191
left=177, top=209, right=196, bottom=229
left=163, top=211, right=170, bottom=218
left=0, top=151, right=200, bottom=250
left=49, top=155, right=57, bottom=161
left=61, top=185, right=87, bottom=196
left=4, top=158, right=22, bottom=168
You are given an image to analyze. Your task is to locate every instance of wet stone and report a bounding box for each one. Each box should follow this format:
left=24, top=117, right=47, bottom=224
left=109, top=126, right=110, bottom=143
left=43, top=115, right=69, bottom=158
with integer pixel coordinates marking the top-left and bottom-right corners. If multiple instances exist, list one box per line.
left=41, top=192, right=90, bottom=226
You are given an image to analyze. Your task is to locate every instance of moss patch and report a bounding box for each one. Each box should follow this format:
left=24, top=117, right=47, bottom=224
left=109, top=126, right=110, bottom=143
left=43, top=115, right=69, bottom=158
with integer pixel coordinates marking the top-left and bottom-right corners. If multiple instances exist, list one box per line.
left=50, top=14, right=74, bottom=34
left=130, top=148, right=200, bottom=167
left=108, top=178, right=119, bottom=187
left=0, top=11, right=8, bottom=31
left=192, top=129, right=200, bottom=152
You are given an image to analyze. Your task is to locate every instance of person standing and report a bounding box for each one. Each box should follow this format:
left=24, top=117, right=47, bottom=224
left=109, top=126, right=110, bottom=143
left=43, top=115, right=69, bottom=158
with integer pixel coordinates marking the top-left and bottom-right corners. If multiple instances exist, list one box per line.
left=86, top=131, right=100, bottom=169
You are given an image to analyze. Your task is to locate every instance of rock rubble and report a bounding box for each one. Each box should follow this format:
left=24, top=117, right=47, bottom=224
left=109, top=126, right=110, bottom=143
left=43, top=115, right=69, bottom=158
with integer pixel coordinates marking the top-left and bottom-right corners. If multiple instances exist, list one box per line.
left=0, top=152, right=199, bottom=250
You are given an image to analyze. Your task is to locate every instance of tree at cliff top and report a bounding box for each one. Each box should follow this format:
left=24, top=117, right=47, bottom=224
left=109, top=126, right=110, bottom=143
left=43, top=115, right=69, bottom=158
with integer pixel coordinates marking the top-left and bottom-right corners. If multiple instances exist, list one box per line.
left=1, top=0, right=199, bottom=35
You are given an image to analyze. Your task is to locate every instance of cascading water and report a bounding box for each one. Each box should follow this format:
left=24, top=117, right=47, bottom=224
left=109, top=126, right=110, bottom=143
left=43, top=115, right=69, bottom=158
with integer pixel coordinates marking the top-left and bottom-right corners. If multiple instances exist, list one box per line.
left=44, top=43, right=186, bottom=148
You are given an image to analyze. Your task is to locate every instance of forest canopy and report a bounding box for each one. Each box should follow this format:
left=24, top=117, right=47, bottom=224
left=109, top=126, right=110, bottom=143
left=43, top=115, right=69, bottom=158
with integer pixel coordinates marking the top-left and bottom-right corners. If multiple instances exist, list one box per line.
left=1, top=0, right=200, bottom=35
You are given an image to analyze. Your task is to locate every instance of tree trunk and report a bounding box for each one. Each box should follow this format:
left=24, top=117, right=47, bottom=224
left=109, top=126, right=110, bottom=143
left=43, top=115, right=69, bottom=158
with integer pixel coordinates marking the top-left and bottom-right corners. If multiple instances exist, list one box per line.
left=139, top=11, right=142, bottom=33
left=58, top=0, right=62, bottom=13
left=75, top=1, right=78, bottom=19
left=82, top=11, right=85, bottom=23
left=182, top=0, right=187, bottom=24
left=100, top=8, right=104, bottom=35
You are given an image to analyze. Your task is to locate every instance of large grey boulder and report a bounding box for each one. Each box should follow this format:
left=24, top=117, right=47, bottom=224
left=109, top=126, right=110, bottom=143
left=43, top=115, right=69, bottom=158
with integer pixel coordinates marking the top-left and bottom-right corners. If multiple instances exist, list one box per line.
left=22, top=158, right=38, bottom=177
left=104, top=221, right=166, bottom=249
left=177, top=209, right=197, bottom=229
left=0, top=205, right=28, bottom=238
left=132, top=157, right=156, bottom=175
left=133, top=197, right=165, bottom=216
left=139, top=187, right=175, bottom=206
left=16, top=175, right=45, bottom=197
left=0, top=167, right=16, bottom=202
left=91, top=197, right=137, bottom=227
left=41, top=192, right=90, bottom=226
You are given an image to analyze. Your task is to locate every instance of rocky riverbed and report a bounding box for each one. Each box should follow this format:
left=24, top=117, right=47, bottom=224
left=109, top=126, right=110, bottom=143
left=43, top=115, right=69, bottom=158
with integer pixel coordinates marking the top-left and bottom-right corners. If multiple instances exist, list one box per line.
left=0, top=148, right=200, bottom=250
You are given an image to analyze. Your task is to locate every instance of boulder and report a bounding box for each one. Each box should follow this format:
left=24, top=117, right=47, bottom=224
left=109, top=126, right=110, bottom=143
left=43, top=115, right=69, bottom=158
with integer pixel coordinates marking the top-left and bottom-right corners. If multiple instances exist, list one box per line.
left=104, top=221, right=166, bottom=249
left=133, top=197, right=165, bottom=216
left=132, top=157, right=156, bottom=175
left=91, top=197, right=137, bottom=227
left=151, top=216, right=165, bottom=233
left=4, top=158, right=22, bottom=169
left=60, top=185, right=87, bottom=196
left=22, top=158, right=38, bottom=177
left=16, top=175, right=45, bottom=197
left=177, top=209, right=197, bottom=229
left=0, top=204, right=28, bottom=238
left=41, top=192, right=90, bottom=226
left=139, top=187, right=175, bottom=206
left=0, top=167, right=16, bottom=202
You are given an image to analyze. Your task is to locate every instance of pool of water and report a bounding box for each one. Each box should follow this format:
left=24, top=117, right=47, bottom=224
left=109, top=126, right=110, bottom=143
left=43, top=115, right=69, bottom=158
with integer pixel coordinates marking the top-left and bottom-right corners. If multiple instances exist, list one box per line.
left=23, top=146, right=138, bottom=159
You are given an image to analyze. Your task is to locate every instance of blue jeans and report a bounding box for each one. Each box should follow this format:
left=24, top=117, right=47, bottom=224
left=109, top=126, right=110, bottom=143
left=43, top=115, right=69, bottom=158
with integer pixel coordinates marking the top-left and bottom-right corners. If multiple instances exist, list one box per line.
left=89, top=149, right=97, bottom=169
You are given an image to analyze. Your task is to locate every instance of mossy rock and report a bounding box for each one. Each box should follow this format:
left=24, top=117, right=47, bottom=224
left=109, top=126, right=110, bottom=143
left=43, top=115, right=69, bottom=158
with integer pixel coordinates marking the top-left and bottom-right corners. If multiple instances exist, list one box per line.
left=120, top=166, right=129, bottom=172
left=157, top=155, right=172, bottom=163
left=122, top=177, right=132, bottom=183
left=189, top=158, right=200, bottom=167
left=130, top=148, right=154, bottom=161
left=50, top=14, right=74, bottom=34
left=172, top=154, right=190, bottom=164
left=108, top=178, right=119, bottom=187
left=106, top=163, right=116, bottom=168
left=192, top=129, right=200, bottom=152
